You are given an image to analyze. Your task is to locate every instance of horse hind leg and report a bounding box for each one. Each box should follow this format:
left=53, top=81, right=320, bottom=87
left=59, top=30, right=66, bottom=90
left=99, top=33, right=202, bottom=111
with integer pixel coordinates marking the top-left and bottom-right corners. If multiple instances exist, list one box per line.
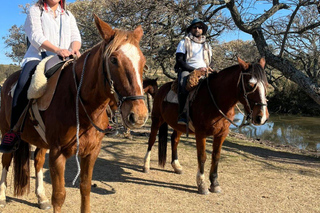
left=34, top=148, right=51, bottom=210
left=0, top=153, right=13, bottom=207
left=171, top=130, right=183, bottom=174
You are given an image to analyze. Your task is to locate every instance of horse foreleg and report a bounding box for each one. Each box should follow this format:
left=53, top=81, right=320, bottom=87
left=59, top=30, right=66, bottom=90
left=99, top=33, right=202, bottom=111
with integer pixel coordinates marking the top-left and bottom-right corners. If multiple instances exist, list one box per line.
left=171, top=130, right=183, bottom=174
left=49, top=149, right=66, bottom=213
left=143, top=117, right=161, bottom=173
left=209, top=135, right=226, bottom=193
left=34, top=148, right=51, bottom=210
left=195, top=134, right=209, bottom=195
left=0, top=153, right=13, bottom=207
left=80, top=150, right=99, bottom=213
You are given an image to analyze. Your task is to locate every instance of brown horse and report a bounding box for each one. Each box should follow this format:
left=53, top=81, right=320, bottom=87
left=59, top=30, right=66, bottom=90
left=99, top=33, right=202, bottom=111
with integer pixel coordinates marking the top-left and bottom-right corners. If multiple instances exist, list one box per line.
left=143, top=57, right=269, bottom=194
left=0, top=15, right=148, bottom=212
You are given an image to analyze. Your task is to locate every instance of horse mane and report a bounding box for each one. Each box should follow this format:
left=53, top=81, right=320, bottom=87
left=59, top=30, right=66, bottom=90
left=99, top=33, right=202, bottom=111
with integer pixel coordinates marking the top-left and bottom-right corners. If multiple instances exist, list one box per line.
left=249, top=63, right=268, bottom=85
left=208, top=61, right=267, bottom=85
left=104, top=29, right=138, bottom=57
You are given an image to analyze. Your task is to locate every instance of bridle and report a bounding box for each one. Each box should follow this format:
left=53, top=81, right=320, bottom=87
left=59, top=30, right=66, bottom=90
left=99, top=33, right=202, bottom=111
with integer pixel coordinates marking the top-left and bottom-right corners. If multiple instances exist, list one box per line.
left=101, top=43, right=145, bottom=109
left=207, top=65, right=267, bottom=128
left=237, top=67, right=267, bottom=126
left=72, top=42, right=145, bottom=133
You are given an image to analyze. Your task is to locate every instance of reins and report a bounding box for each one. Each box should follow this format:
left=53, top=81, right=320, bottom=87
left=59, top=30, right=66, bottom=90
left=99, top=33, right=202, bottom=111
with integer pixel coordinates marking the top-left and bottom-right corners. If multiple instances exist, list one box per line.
left=206, top=76, right=239, bottom=127
left=70, top=42, right=145, bottom=184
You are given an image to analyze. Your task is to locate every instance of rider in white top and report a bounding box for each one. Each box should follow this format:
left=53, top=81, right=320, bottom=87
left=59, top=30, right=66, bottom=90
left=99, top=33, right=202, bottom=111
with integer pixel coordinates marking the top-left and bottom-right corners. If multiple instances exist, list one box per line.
left=0, top=0, right=81, bottom=153
left=23, top=3, right=81, bottom=66
left=175, top=18, right=212, bottom=125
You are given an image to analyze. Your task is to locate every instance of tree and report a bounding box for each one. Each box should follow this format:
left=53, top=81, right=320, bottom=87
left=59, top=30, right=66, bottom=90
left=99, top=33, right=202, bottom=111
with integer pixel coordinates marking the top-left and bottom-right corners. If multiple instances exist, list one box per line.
left=225, top=0, right=320, bottom=105
left=69, top=0, right=232, bottom=79
left=3, top=0, right=320, bottom=107
left=3, top=25, right=27, bottom=65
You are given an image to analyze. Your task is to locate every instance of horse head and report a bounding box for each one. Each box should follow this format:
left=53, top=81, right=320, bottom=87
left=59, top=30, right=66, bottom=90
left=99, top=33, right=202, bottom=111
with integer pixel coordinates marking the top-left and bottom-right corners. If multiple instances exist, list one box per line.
left=94, top=15, right=148, bottom=129
left=237, top=57, right=269, bottom=125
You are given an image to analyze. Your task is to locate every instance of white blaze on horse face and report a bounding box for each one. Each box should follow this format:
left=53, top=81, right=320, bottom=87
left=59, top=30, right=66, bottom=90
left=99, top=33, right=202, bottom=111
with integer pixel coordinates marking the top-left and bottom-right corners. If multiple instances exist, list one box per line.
left=120, top=43, right=144, bottom=94
left=257, top=81, right=268, bottom=124
left=249, top=77, right=257, bottom=85
left=249, top=77, right=268, bottom=124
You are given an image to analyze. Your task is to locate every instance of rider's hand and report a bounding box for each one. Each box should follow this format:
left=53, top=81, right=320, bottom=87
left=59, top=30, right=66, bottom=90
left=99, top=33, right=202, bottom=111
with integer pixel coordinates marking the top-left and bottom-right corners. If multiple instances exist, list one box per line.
left=55, top=48, right=72, bottom=59
left=71, top=49, right=81, bottom=58
left=196, top=67, right=207, bottom=72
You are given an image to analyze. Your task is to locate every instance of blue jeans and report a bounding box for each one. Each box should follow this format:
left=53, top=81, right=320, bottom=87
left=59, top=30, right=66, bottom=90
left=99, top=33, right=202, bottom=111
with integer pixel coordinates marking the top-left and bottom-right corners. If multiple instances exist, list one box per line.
left=10, top=60, right=40, bottom=130
left=178, top=71, right=190, bottom=116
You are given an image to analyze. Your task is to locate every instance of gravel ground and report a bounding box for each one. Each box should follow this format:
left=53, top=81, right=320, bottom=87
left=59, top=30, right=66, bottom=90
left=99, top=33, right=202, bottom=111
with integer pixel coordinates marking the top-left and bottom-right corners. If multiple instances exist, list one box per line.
left=0, top=124, right=319, bottom=213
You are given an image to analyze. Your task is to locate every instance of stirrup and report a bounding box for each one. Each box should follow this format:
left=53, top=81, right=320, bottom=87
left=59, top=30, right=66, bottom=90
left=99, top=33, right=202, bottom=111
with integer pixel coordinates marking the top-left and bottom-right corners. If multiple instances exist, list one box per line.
left=177, top=113, right=187, bottom=125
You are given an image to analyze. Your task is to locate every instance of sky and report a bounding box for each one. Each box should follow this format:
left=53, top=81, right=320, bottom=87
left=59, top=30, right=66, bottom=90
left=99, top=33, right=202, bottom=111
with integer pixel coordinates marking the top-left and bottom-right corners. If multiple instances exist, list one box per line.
left=0, top=0, right=274, bottom=65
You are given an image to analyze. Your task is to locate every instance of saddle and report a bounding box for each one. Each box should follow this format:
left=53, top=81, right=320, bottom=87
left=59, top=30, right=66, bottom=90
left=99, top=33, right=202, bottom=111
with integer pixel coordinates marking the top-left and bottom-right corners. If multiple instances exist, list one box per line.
left=165, top=68, right=215, bottom=133
left=10, top=55, right=74, bottom=143
left=28, top=55, right=73, bottom=109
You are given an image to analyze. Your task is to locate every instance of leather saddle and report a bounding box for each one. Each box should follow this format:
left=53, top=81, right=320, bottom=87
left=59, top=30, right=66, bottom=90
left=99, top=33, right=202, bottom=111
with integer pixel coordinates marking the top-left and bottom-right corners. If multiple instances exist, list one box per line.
left=28, top=55, right=74, bottom=110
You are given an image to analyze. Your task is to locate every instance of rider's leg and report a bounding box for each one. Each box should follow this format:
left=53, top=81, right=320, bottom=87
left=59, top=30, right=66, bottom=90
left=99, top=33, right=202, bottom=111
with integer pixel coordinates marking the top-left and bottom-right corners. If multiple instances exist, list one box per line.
left=0, top=60, right=40, bottom=153
left=177, top=71, right=189, bottom=125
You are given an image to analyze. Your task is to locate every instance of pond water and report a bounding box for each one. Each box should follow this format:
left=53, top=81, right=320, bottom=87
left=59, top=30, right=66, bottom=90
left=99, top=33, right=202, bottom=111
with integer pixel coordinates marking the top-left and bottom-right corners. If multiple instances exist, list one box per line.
left=230, top=113, right=320, bottom=152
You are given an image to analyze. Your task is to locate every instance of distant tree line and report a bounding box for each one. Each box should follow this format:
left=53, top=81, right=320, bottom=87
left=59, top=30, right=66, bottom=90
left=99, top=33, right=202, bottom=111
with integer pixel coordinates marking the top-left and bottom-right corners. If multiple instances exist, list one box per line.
left=2, top=0, right=320, bottom=115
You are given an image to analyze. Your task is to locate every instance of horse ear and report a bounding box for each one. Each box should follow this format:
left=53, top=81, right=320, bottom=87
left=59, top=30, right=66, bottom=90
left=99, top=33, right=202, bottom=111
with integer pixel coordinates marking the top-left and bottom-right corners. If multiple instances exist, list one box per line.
left=133, top=25, right=143, bottom=42
left=144, top=64, right=149, bottom=72
left=259, top=57, right=266, bottom=69
left=237, top=57, right=249, bottom=70
left=94, top=14, right=115, bottom=42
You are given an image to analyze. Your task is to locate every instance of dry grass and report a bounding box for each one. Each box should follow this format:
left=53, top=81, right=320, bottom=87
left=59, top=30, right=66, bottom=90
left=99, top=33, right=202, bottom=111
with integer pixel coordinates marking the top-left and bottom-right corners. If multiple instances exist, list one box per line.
left=1, top=123, right=319, bottom=213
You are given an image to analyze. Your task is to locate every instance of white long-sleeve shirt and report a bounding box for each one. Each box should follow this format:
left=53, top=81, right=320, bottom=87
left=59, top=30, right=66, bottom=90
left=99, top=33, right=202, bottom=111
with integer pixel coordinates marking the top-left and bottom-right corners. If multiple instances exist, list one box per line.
left=22, top=4, right=81, bottom=67
left=176, top=39, right=212, bottom=69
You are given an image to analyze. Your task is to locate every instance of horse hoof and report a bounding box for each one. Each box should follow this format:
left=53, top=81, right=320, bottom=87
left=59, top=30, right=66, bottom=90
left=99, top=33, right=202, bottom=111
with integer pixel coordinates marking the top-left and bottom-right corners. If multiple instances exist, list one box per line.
left=209, top=185, right=222, bottom=193
left=0, top=200, right=6, bottom=207
left=39, top=202, right=51, bottom=210
left=198, top=187, right=210, bottom=195
left=198, top=183, right=210, bottom=195
left=171, top=161, right=183, bottom=174
left=173, top=168, right=183, bottom=174
left=143, top=167, right=150, bottom=173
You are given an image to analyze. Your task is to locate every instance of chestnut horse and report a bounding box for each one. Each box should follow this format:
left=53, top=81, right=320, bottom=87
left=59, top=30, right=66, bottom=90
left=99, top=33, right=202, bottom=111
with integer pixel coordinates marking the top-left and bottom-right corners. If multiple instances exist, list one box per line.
left=0, top=15, right=148, bottom=212
left=143, top=58, right=269, bottom=194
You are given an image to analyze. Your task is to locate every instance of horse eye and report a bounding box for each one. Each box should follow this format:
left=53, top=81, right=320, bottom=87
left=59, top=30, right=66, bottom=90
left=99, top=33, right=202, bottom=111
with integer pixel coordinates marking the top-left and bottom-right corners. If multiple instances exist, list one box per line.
left=110, top=57, right=118, bottom=65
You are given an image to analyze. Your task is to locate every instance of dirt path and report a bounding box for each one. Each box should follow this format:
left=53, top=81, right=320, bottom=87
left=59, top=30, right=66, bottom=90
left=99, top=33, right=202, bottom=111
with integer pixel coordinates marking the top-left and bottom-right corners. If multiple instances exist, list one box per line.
left=0, top=124, right=319, bottom=213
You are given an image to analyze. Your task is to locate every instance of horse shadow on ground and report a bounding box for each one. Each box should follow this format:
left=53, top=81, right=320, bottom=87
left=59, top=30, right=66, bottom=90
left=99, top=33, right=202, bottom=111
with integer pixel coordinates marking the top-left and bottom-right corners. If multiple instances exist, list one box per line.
left=34, top=128, right=319, bottom=201
left=171, top=129, right=320, bottom=170
left=38, top=141, right=197, bottom=197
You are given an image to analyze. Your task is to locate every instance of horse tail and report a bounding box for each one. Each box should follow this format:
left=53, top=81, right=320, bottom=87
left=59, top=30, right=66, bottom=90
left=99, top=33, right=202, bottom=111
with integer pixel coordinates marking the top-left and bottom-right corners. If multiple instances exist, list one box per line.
left=13, top=140, right=30, bottom=197
left=158, top=122, right=168, bottom=167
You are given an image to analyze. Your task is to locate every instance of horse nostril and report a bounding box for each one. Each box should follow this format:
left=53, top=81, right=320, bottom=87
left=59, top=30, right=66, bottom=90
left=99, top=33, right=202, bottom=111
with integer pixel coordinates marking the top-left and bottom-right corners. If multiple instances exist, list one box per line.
left=256, top=115, right=262, bottom=124
left=128, top=113, right=135, bottom=124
